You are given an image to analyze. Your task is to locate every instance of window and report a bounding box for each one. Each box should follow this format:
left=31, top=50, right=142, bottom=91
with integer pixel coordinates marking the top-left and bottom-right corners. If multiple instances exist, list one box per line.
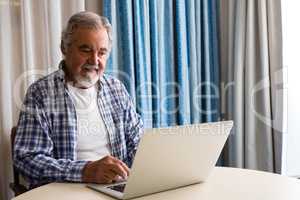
left=281, top=0, right=300, bottom=177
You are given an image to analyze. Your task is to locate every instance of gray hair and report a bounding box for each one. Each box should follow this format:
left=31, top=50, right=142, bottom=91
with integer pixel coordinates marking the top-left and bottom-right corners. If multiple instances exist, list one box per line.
left=61, top=11, right=112, bottom=52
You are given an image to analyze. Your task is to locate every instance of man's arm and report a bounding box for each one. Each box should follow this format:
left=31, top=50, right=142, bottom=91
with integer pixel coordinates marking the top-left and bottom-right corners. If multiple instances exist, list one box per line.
left=121, top=84, right=144, bottom=167
left=13, top=86, right=88, bottom=186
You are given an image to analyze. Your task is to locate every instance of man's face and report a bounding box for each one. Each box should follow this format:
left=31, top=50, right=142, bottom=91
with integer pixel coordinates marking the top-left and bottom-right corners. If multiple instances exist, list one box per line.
left=63, top=27, right=110, bottom=88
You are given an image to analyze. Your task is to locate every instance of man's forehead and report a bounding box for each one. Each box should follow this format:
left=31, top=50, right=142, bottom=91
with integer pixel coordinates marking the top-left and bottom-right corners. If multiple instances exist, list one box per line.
left=71, top=27, right=109, bottom=47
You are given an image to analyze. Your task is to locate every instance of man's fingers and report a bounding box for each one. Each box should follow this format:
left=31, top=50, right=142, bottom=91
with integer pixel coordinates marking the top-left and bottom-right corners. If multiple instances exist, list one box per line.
left=113, top=175, right=125, bottom=182
left=93, top=156, right=130, bottom=183
left=110, top=157, right=130, bottom=177
left=118, top=161, right=130, bottom=177
left=110, top=165, right=127, bottom=178
left=113, top=160, right=129, bottom=176
left=103, top=172, right=116, bottom=181
left=103, top=176, right=113, bottom=184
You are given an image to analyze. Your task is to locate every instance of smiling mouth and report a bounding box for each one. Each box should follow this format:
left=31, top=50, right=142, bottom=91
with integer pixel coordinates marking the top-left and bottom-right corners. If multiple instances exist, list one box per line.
left=83, top=64, right=99, bottom=70
left=82, top=64, right=99, bottom=73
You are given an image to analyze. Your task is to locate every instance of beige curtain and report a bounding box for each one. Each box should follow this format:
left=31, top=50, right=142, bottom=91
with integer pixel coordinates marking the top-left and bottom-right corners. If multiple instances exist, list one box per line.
left=0, top=1, right=103, bottom=199
left=219, top=0, right=283, bottom=173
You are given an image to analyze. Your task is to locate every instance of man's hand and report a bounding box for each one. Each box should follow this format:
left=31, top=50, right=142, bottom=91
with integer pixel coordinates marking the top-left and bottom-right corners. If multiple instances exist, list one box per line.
left=82, top=155, right=129, bottom=184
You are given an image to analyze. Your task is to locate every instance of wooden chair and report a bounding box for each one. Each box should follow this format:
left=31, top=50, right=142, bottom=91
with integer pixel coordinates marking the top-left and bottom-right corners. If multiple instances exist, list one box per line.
left=9, top=127, right=28, bottom=196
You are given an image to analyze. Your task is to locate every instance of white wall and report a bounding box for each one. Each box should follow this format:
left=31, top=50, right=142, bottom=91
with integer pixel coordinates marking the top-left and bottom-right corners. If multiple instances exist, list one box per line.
left=281, top=0, right=300, bottom=177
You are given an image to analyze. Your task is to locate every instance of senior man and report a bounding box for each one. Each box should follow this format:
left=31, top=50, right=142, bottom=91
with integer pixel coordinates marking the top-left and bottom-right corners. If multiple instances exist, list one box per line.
left=13, top=11, right=143, bottom=189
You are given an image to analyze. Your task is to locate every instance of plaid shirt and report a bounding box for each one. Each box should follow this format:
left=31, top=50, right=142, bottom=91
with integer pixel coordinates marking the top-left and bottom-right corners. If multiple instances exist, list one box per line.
left=14, top=62, right=143, bottom=188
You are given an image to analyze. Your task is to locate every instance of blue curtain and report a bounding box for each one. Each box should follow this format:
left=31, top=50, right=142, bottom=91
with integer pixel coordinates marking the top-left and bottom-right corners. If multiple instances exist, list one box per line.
left=102, top=0, right=220, bottom=128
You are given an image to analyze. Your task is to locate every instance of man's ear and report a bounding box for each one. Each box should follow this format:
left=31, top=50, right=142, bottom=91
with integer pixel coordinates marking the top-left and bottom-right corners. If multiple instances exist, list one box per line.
left=61, top=41, right=66, bottom=55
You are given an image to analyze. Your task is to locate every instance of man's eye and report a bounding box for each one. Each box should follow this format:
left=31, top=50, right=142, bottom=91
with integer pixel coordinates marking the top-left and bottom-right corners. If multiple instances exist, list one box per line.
left=80, top=48, right=92, bottom=53
left=99, top=51, right=107, bottom=57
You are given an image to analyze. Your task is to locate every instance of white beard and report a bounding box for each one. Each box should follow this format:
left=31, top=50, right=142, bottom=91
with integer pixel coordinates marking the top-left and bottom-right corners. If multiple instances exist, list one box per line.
left=73, top=73, right=99, bottom=88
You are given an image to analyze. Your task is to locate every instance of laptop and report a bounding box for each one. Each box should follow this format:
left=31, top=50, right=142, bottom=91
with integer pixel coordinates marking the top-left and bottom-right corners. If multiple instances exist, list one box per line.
left=87, top=120, right=233, bottom=199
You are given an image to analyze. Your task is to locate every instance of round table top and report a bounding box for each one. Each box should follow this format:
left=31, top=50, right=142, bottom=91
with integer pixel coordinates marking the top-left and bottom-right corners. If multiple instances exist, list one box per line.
left=13, top=167, right=300, bottom=200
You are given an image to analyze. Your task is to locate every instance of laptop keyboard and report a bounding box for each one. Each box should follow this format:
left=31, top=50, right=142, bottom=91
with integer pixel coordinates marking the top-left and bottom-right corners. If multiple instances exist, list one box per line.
left=107, top=183, right=126, bottom=193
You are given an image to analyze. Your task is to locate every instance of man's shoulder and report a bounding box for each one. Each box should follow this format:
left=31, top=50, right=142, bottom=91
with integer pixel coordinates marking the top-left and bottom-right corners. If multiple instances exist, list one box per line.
left=100, top=74, right=132, bottom=103
left=26, top=69, right=63, bottom=95
left=102, top=74, right=123, bottom=85
left=101, top=74, right=126, bottom=91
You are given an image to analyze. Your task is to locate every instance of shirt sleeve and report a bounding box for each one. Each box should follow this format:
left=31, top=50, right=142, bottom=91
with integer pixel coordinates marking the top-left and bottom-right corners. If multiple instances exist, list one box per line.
left=13, top=85, right=88, bottom=186
left=121, top=84, right=144, bottom=167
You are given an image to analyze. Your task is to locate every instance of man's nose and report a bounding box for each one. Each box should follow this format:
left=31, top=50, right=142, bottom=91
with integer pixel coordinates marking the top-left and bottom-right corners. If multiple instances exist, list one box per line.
left=88, top=53, right=99, bottom=65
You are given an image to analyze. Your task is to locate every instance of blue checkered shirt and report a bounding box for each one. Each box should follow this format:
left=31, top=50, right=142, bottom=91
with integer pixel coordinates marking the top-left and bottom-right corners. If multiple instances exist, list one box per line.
left=14, top=62, right=143, bottom=188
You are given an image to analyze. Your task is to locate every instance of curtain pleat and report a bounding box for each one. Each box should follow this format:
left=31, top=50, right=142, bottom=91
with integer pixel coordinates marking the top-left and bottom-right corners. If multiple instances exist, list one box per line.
left=132, top=0, right=153, bottom=127
left=0, top=2, right=32, bottom=199
left=219, top=0, right=283, bottom=173
left=174, top=0, right=191, bottom=125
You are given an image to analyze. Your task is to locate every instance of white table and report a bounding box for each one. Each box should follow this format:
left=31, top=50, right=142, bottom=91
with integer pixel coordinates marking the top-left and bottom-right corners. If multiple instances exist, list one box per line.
left=13, top=167, right=300, bottom=200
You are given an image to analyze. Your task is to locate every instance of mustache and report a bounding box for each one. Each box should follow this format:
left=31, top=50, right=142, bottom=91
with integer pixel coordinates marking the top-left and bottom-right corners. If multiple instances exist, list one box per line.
left=82, top=64, right=99, bottom=70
